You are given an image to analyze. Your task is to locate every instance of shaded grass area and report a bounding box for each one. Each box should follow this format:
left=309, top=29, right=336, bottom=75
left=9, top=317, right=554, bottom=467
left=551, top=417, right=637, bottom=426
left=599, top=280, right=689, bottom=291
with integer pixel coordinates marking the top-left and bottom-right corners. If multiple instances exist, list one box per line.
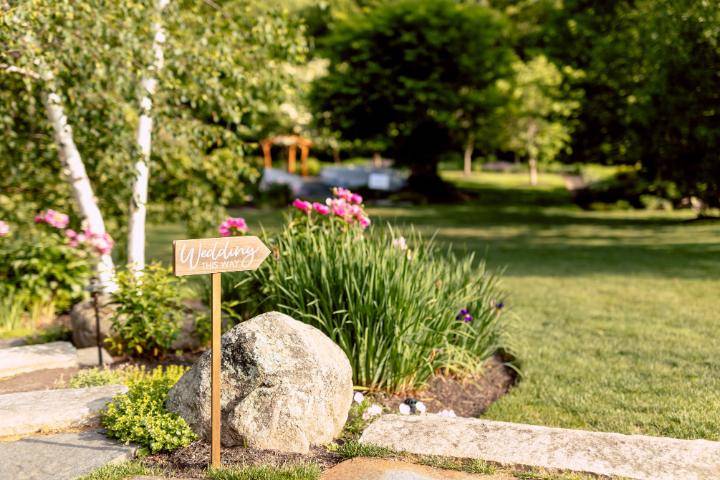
left=146, top=170, right=720, bottom=441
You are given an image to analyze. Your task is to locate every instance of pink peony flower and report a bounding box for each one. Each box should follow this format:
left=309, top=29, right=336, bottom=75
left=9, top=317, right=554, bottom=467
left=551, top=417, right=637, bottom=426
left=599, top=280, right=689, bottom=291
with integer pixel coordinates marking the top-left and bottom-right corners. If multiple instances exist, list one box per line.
left=0, top=220, right=9, bottom=237
left=312, top=202, right=330, bottom=215
left=292, top=199, right=312, bottom=214
left=332, top=187, right=353, bottom=202
left=359, top=216, right=371, bottom=229
left=218, top=217, right=248, bottom=237
left=350, top=193, right=363, bottom=204
left=67, top=227, right=113, bottom=255
left=331, top=202, right=348, bottom=218
left=35, top=209, right=69, bottom=229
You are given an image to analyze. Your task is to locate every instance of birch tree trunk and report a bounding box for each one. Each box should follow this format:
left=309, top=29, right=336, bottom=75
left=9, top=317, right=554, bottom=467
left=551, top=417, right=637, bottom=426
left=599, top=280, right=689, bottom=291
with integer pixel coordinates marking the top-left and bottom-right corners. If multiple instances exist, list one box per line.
left=41, top=73, right=116, bottom=291
left=127, top=0, right=170, bottom=271
left=463, top=133, right=475, bottom=177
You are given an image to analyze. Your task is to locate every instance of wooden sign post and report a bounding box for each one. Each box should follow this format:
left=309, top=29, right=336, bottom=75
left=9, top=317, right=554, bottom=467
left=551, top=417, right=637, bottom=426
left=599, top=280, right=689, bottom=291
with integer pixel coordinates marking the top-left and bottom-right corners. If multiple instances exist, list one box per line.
left=173, top=236, right=270, bottom=468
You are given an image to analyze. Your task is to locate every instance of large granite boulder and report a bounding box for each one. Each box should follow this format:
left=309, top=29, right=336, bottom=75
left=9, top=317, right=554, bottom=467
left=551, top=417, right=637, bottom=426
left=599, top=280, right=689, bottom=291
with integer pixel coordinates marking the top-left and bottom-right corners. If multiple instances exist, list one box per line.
left=166, top=311, right=353, bottom=453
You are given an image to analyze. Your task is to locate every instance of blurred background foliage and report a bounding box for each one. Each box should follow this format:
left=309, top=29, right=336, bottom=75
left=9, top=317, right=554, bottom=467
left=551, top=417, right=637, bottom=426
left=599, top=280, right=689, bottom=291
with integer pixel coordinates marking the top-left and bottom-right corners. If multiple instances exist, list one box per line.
left=1, top=0, right=718, bottom=242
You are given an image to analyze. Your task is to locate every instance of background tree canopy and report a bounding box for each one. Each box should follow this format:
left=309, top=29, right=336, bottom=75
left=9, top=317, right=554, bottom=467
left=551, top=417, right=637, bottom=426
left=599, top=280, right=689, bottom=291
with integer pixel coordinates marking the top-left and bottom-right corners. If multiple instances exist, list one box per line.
left=309, top=0, right=515, bottom=193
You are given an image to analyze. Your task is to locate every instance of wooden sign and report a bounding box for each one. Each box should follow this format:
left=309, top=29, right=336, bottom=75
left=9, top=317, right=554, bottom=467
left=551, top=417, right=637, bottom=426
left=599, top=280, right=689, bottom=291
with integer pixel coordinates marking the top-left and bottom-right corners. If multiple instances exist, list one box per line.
left=173, top=236, right=270, bottom=276
left=172, top=235, right=270, bottom=468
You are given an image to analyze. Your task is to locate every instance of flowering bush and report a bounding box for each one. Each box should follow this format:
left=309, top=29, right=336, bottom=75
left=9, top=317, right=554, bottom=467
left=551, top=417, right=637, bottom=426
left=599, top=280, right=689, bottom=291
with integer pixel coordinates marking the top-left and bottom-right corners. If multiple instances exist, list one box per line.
left=229, top=188, right=510, bottom=392
left=0, top=211, right=98, bottom=315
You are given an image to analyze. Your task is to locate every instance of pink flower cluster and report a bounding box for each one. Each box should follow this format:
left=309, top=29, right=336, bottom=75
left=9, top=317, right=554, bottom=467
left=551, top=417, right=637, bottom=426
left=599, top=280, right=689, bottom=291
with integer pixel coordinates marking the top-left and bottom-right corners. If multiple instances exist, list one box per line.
left=292, top=187, right=371, bottom=229
left=66, top=228, right=114, bottom=256
left=35, top=209, right=69, bottom=229
left=218, top=217, right=248, bottom=237
left=0, top=220, right=9, bottom=237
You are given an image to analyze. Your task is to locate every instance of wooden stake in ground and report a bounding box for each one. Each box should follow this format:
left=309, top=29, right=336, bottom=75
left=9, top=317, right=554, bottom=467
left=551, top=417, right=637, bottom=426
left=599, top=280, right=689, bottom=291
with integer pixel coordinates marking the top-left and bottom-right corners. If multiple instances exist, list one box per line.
left=173, top=236, right=270, bottom=468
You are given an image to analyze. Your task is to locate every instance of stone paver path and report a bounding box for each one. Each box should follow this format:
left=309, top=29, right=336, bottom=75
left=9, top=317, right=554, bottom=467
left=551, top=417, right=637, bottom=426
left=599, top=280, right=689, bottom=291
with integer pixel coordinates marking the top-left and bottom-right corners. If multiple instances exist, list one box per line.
left=0, top=385, right=126, bottom=437
left=0, top=430, right=135, bottom=480
left=361, top=415, right=720, bottom=480
left=0, top=341, right=78, bottom=378
left=322, top=458, right=511, bottom=480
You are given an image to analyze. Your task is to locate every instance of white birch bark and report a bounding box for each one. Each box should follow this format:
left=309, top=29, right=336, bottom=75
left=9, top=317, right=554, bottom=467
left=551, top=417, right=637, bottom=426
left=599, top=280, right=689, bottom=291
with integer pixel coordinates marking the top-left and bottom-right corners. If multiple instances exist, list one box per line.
left=41, top=71, right=116, bottom=291
left=127, top=0, right=170, bottom=271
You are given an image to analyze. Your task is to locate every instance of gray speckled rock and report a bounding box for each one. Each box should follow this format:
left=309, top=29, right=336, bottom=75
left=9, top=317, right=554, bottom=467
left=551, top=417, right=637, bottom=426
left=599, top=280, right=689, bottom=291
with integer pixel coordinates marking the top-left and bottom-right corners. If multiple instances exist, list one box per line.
left=360, top=415, right=720, bottom=480
left=70, top=296, right=116, bottom=348
left=0, top=385, right=127, bottom=437
left=166, top=311, right=353, bottom=453
left=0, top=341, right=78, bottom=379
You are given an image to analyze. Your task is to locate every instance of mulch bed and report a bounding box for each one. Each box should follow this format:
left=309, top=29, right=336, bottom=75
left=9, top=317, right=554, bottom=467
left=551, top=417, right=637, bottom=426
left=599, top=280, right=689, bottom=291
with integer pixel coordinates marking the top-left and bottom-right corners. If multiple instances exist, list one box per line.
left=145, top=443, right=343, bottom=478
left=372, top=355, right=517, bottom=417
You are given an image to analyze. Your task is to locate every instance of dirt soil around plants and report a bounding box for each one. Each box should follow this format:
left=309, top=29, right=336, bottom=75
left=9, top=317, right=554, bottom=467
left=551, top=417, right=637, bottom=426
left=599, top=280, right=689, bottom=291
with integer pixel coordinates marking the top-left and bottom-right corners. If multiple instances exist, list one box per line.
left=371, top=355, right=516, bottom=417
left=145, top=442, right=343, bottom=478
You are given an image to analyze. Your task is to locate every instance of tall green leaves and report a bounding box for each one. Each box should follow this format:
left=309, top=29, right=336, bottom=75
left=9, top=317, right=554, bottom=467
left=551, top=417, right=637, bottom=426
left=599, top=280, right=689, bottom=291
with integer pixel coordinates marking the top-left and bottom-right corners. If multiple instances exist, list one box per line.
left=233, top=218, right=509, bottom=392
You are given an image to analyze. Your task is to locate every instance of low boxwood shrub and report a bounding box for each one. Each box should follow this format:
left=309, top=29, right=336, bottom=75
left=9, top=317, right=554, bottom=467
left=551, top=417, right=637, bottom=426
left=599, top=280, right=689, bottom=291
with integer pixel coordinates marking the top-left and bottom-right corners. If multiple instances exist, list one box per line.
left=101, top=365, right=196, bottom=454
left=107, top=264, right=185, bottom=357
left=229, top=188, right=510, bottom=392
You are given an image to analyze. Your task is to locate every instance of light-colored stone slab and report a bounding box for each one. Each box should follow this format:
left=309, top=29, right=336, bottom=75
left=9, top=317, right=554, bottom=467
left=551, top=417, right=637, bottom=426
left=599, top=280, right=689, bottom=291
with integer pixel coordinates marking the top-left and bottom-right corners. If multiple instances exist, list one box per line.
left=360, top=415, right=720, bottom=480
left=0, top=430, right=135, bottom=480
left=76, top=346, right=115, bottom=367
left=322, top=458, right=510, bottom=480
left=0, top=385, right=126, bottom=438
left=0, top=341, right=78, bottom=379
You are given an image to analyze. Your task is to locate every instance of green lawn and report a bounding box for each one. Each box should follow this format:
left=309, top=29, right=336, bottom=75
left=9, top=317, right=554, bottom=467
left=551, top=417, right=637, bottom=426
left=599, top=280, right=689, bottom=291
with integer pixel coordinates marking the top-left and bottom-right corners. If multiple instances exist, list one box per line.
left=147, top=170, right=720, bottom=441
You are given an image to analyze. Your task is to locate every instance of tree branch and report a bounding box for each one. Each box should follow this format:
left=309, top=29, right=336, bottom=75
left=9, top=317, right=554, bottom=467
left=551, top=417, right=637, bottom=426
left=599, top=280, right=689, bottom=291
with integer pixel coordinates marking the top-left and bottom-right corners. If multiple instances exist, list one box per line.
left=0, top=63, right=41, bottom=80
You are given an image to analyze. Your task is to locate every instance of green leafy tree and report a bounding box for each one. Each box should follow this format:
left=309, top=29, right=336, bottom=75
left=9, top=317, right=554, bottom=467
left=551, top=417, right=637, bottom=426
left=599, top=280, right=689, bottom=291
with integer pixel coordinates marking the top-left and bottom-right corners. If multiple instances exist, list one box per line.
left=310, top=0, right=514, bottom=193
left=632, top=0, right=720, bottom=209
left=499, top=56, right=582, bottom=185
left=1, top=0, right=307, bottom=263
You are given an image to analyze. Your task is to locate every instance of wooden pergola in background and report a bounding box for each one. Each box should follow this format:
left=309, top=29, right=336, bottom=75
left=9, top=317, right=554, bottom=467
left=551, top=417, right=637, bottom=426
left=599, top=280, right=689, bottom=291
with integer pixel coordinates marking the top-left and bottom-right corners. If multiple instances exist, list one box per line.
left=260, top=135, right=313, bottom=177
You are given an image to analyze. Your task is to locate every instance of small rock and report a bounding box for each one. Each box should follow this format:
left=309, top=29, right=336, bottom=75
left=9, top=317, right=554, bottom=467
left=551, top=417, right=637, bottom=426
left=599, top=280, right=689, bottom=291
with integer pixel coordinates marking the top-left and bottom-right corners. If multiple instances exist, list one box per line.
left=170, top=301, right=209, bottom=351
left=76, top=346, right=115, bottom=367
left=70, top=296, right=117, bottom=348
left=0, top=341, right=78, bottom=379
left=166, top=311, right=353, bottom=453
left=0, top=385, right=126, bottom=437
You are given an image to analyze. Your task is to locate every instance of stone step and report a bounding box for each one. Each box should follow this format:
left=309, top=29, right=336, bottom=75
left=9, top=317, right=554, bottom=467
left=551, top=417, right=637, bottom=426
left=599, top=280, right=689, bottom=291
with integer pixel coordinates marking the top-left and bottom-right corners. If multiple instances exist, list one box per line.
left=0, top=430, right=135, bottom=480
left=0, top=385, right=126, bottom=438
left=322, top=458, right=511, bottom=480
left=360, top=414, right=720, bottom=480
left=0, top=341, right=78, bottom=379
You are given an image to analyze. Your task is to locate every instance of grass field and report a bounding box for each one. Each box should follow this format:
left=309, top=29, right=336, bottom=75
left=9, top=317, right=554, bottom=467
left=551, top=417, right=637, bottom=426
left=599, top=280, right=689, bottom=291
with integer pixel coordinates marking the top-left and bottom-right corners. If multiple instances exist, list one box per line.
left=148, top=170, right=720, bottom=441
